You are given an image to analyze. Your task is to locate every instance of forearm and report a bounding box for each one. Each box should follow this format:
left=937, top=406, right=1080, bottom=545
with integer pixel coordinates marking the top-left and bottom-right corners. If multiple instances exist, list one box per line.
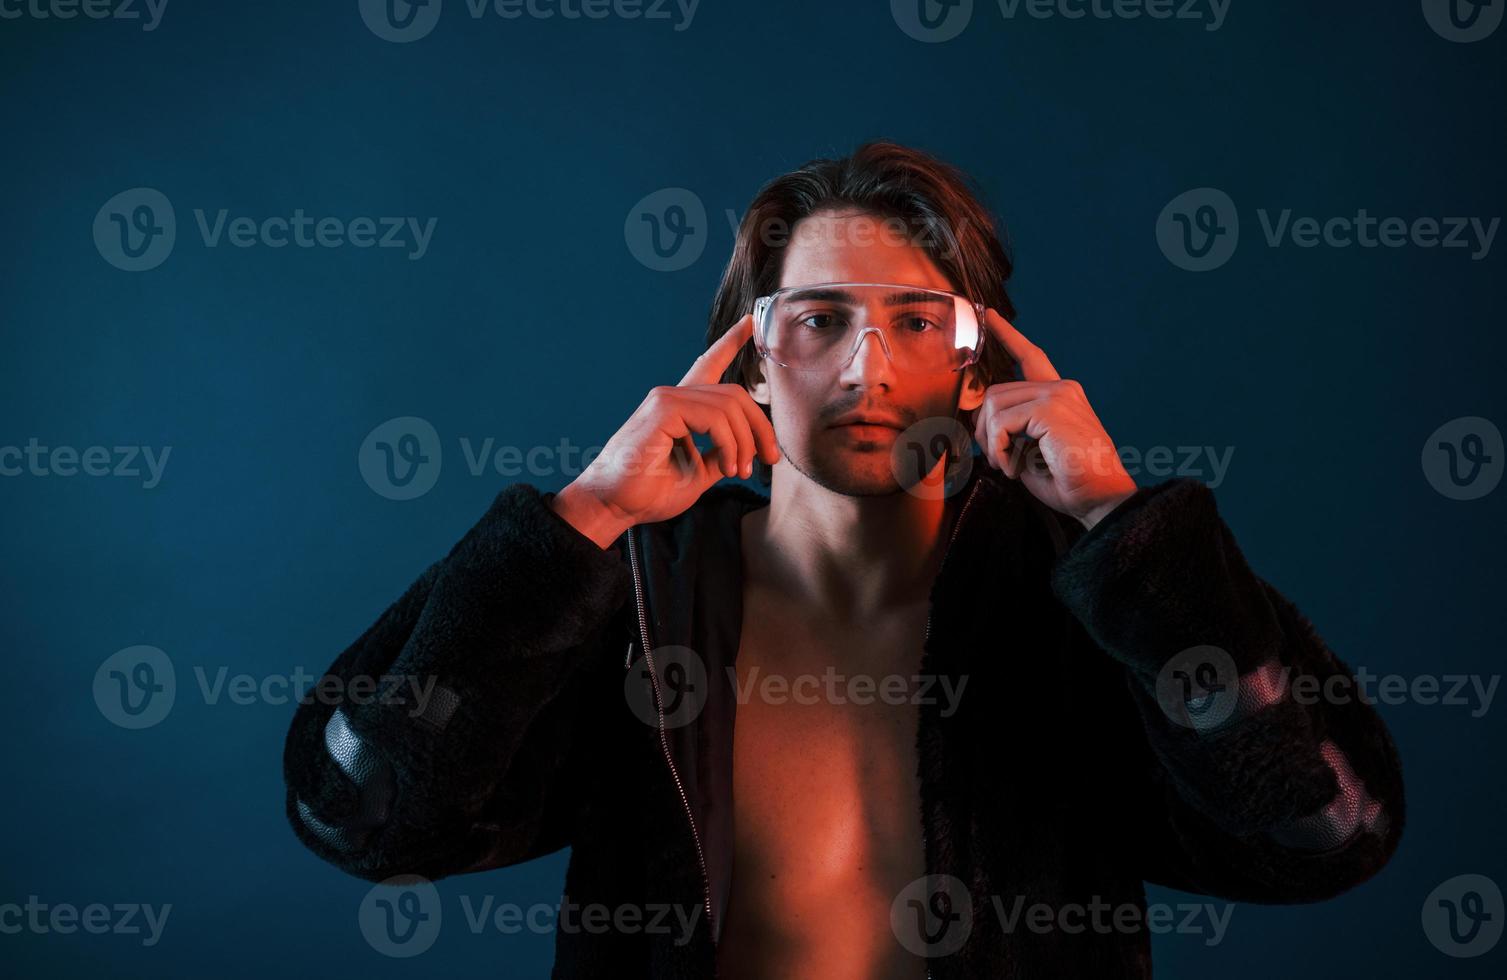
left=1051, top=478, right=1404, bottom=892
left=283, top=482, right=632, bottom=880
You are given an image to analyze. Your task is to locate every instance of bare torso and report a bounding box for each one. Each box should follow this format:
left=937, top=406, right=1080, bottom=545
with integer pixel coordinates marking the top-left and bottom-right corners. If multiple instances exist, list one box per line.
left=715, top=511, right=933, bottom=979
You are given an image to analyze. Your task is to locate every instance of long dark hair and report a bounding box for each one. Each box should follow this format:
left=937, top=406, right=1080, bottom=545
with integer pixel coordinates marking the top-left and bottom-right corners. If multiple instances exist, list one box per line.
left=705, top=140, right=1018, bottom=485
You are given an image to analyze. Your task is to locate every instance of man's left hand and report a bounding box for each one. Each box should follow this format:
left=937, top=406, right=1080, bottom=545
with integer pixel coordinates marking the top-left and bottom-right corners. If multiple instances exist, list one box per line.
left=972, top=309, right=1138, bottom=530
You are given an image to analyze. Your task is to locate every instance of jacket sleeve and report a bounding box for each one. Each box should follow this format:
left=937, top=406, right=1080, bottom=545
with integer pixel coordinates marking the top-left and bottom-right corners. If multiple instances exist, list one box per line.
left=281, top=482, right=633, bottom=883
left=1049, top=478, right=1405, bottom=903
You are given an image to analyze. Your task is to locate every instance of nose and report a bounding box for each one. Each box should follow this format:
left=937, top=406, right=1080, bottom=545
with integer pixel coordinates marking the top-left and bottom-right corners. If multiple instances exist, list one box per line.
left=837, top=326, right=895, bottom=390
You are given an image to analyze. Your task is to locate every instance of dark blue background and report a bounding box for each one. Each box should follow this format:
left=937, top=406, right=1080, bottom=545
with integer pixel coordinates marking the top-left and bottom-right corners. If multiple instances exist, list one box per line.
left=2, top=0, right=1503, bottom=976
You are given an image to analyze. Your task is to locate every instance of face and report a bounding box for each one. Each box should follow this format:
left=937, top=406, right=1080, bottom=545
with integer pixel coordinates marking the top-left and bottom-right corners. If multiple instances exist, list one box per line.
left=748, top=208, right=986, bottom=496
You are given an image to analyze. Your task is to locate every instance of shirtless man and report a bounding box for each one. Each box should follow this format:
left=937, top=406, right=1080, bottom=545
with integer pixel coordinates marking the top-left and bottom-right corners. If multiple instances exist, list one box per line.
left=285, top=141, right=1404, bottom=978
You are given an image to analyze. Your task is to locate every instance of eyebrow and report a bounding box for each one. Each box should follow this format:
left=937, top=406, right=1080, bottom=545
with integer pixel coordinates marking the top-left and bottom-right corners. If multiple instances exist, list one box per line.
left=782, top=287, right=951, bottom=307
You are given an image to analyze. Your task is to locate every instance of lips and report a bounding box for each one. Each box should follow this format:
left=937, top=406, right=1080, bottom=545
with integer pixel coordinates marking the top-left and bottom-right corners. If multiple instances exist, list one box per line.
left=829, top=412, right=905, bottom=429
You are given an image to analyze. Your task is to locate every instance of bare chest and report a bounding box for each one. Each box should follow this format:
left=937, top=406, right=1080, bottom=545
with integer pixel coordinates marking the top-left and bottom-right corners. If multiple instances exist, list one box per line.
left=716, top=590, right=933, bottom=977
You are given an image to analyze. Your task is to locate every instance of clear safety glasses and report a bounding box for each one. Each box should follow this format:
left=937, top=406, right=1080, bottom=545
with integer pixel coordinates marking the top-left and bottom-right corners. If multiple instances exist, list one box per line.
left=751, top=282, right=985, bottom=374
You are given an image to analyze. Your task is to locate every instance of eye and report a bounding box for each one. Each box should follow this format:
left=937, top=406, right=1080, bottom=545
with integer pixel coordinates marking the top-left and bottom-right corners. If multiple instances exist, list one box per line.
left=797, top=312, right=844, bottom=331
left=898, top=315, right=939, bottom=333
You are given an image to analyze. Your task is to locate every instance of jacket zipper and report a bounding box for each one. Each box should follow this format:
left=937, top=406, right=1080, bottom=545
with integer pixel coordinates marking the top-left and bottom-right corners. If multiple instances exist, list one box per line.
left=625, top=528, right=716, bottom=943
left=922, top=476, right=983, bottom=980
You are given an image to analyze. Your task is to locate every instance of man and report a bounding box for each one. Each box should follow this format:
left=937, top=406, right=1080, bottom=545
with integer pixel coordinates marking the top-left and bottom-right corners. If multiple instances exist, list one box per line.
left=283, top=141, right=1404, bottom=978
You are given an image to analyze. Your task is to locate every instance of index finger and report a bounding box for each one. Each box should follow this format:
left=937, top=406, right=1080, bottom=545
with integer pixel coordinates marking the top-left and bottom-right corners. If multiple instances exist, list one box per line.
left=679, top=313, right=755, bottom=387
left=983, top=308, right=1060, bottom=383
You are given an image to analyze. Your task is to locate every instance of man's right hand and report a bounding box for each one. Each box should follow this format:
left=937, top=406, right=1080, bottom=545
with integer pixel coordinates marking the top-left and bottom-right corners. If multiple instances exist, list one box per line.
left=550, top=314, right=781, bottom=549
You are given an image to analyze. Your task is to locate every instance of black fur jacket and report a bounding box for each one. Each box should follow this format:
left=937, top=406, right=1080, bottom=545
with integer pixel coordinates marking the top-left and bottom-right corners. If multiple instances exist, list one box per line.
left=282, top=459, right=1404, bottom=977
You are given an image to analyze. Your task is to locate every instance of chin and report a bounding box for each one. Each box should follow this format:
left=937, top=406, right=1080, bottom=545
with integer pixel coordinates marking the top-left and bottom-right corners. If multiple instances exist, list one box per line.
left=789, top=443, right=903, bottom=497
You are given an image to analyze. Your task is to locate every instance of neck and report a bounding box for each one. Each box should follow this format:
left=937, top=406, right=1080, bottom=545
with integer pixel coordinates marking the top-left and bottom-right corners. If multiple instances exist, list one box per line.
left=743, top=460, right=964, bottom=622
